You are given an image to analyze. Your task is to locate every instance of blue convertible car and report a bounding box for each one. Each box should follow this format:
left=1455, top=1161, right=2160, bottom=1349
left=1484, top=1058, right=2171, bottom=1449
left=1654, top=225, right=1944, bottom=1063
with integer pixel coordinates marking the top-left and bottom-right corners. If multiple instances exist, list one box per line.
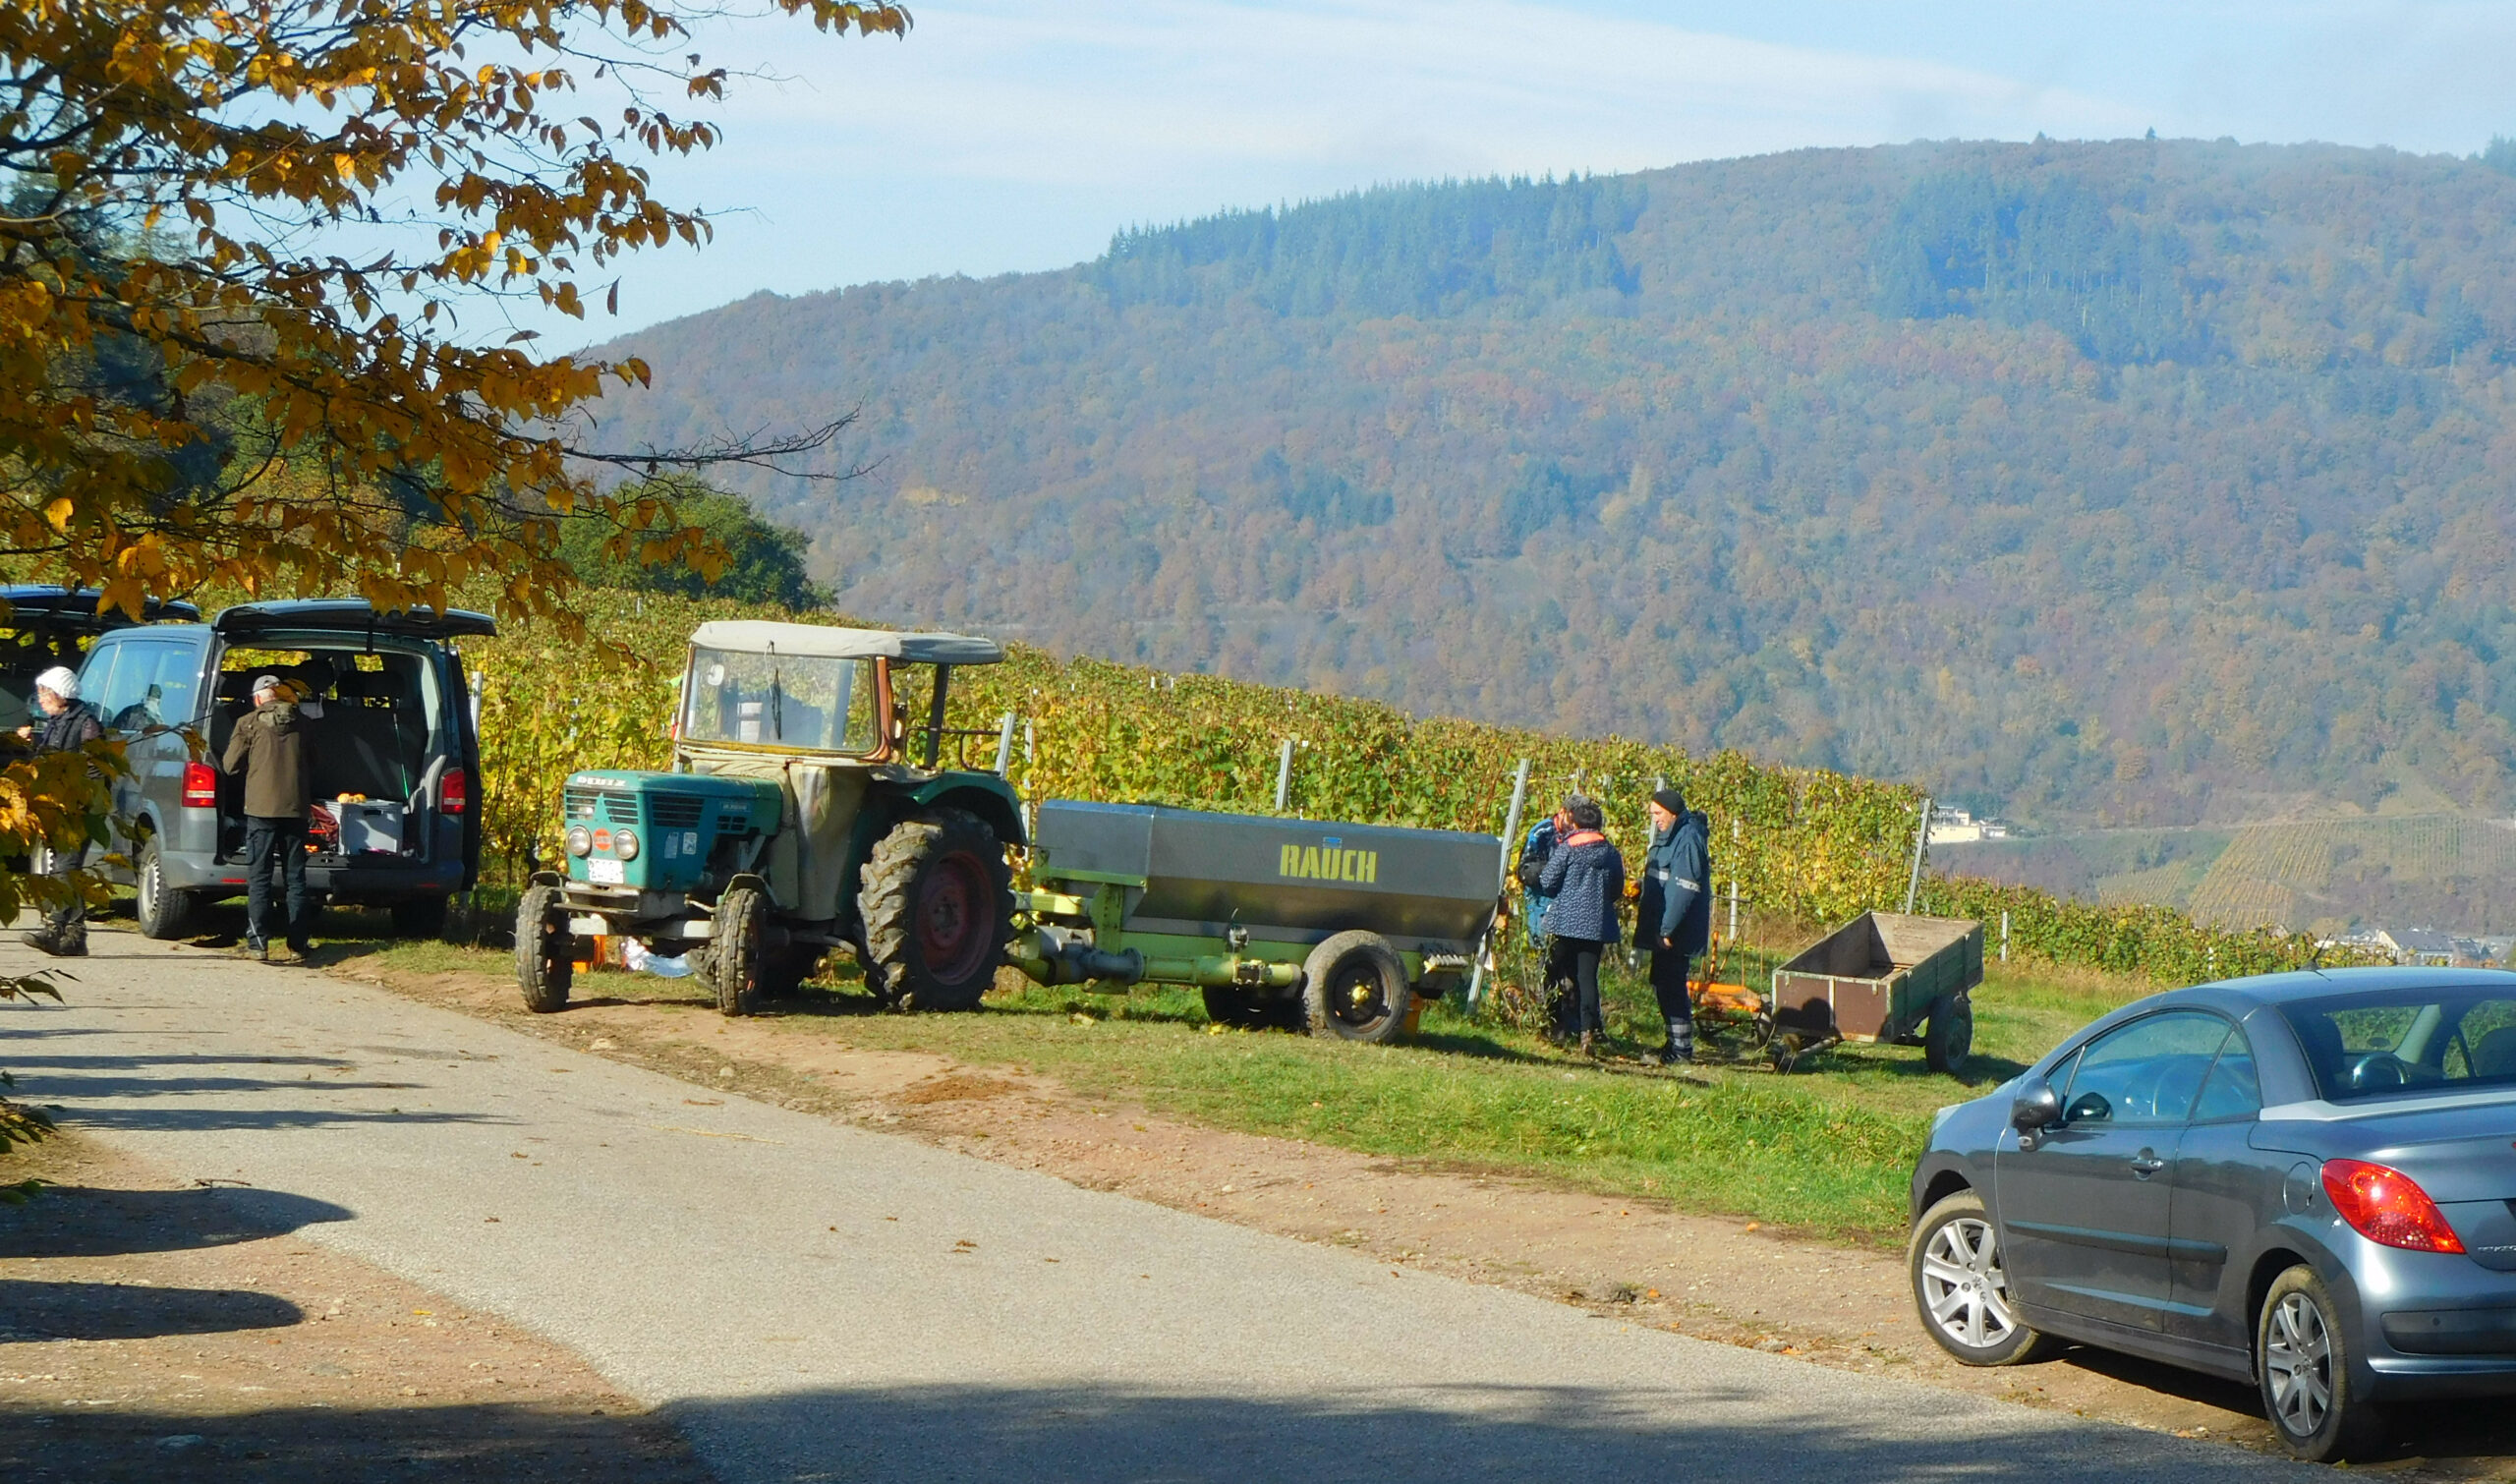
left=1909, top=967, right=2516, bottom=1461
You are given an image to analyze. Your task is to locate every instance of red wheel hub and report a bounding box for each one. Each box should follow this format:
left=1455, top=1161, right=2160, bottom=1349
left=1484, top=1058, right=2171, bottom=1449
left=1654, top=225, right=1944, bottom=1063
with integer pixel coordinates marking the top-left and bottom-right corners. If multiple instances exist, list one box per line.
left=916, top=852, right=992, bottom=983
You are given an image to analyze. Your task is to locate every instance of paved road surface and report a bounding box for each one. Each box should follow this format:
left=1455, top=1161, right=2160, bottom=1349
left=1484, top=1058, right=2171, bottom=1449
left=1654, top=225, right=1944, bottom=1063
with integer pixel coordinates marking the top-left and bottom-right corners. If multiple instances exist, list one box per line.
left=3, top=934, right=2305, bottom=1482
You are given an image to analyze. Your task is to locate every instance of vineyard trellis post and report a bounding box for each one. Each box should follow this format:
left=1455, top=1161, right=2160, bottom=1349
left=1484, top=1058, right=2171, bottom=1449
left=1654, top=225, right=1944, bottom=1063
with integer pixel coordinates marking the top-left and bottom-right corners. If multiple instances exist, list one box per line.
left=1904, top=796, right=1933, bottom=915
left=992, top=713, right=1016, bottom=777
left=1466, top=757, right=1532, bottom=1016
left=1274, top=738, right=1295, bottom=814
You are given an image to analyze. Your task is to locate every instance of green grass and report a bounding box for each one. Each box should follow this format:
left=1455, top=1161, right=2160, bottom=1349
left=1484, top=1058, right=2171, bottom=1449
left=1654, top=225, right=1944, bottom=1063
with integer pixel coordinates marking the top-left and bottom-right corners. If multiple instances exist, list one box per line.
left=337, top=918, right=2151, bottom=1245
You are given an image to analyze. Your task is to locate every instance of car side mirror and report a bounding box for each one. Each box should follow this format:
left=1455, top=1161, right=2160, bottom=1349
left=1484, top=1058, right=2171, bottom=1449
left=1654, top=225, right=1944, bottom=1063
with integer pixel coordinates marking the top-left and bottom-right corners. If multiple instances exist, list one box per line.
left=2010, top=1077, right=2061, bottom=1135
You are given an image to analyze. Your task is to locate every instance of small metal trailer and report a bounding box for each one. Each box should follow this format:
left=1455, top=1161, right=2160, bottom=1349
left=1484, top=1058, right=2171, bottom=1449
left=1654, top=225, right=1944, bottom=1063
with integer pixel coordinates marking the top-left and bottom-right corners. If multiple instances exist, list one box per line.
left=1765, top=911, right=1982, bottom=1074
left=1007, top=799, right=1502, bottom=1043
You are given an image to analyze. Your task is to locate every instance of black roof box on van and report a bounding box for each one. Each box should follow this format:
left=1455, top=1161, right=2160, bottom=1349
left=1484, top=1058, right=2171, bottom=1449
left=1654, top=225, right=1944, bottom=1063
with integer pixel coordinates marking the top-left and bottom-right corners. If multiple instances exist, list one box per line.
left=0, top=585, right=202, bottom=633
left=213, top=599, right=498, bottom=640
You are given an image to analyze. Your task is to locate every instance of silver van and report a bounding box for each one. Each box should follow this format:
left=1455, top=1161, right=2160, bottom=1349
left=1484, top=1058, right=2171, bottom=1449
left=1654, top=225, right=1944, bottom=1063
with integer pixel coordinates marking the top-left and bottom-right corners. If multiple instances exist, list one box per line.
left=76, top=599, right=491, bottom=938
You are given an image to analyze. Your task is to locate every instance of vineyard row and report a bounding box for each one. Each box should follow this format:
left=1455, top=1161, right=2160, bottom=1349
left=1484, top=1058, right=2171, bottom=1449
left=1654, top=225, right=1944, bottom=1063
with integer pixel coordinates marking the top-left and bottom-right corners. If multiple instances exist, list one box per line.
left=465, top=591, right=2357, bottom=986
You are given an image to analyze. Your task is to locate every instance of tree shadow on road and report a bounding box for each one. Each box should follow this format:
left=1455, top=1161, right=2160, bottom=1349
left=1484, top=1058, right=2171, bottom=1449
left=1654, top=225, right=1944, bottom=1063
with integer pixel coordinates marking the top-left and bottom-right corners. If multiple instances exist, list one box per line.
left=0, top=1280, right=302, bottom=1341
left=0, top=1399, right=708, bottom=1484
left=0, top=1180, right=350, bottom=1259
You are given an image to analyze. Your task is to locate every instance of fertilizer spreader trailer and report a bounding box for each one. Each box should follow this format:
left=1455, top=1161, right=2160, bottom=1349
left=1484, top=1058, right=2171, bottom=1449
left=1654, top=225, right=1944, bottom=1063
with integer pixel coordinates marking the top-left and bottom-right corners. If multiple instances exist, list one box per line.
left=517, top=620, right=1504, bottom=1041
left=1013, top=800, right=1501, bottom=1043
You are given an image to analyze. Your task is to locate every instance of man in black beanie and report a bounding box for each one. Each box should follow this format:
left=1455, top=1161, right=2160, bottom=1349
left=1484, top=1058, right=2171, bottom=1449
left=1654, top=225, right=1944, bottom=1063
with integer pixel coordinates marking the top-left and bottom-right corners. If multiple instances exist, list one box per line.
left=1636, top=786, right=1711, bottom=1065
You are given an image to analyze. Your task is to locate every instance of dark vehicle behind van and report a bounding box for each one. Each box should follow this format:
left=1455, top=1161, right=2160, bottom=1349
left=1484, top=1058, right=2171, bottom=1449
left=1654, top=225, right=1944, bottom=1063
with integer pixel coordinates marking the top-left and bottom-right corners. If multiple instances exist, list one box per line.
left=0, top=586, right=201, bottom=735
left=77, top=599, right=489, bottom=939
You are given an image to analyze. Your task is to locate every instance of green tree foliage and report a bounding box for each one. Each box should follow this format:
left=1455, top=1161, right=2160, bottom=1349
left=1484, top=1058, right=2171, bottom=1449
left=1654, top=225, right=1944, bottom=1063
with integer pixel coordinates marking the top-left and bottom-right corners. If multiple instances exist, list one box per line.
left=560, top=479, right=830, bottom=608
left=590, top=139, right=2516, bottom=836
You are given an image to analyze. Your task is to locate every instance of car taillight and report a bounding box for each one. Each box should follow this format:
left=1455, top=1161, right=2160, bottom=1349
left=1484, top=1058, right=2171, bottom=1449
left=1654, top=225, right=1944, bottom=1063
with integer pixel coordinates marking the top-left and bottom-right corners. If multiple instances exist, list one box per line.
left=440, top=767, right=468, bottom=815
left=182, top=762, right=217, bottom=809
left=2322, top=1158, right=2465, bottom=1254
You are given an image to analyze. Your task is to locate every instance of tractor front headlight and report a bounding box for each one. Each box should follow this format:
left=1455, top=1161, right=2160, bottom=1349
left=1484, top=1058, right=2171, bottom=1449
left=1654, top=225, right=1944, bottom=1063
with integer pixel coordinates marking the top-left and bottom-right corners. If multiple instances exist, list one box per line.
left=564, top=826, right=593, bottom=857
left=613, top=828, right=640, bottom=861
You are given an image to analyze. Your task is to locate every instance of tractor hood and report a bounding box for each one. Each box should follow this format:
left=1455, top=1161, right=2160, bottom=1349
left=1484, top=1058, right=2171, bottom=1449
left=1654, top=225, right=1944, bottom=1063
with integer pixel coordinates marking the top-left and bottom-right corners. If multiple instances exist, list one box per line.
left=689, top=621, right=1001, bottom=665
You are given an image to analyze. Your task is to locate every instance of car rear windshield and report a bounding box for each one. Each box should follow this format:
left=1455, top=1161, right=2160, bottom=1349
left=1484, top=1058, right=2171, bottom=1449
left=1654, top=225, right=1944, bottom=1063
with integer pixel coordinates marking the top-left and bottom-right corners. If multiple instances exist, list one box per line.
left=682, top=647, right=879, bottom=753
left=2280, top=988, right=2516, bottom=1103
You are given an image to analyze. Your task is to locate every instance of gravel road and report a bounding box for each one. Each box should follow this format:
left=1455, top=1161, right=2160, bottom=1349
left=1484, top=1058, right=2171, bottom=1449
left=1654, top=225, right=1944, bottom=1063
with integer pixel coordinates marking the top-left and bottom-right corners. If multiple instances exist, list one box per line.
left=5, top=933, right=2311, bottom=1483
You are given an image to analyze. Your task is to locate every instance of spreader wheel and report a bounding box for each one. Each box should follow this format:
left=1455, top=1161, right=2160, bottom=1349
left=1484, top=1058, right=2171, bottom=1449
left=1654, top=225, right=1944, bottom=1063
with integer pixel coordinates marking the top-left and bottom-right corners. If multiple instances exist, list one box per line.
left=1300, top=931, right=1412, bottom=1044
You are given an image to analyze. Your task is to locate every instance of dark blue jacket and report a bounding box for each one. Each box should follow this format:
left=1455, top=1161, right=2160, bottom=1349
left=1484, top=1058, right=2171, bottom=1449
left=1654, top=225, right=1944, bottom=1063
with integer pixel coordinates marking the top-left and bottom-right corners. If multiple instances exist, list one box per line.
left=1535, top=831, right=1625, bottom=943
left=1635, top=810, right=1711, bottom=953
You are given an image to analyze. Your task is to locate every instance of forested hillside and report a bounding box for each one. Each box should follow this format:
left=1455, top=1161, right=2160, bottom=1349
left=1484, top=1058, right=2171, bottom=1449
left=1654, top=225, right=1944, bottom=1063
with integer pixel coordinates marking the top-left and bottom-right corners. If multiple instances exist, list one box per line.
left=593, top=139, right=2516, bottom=837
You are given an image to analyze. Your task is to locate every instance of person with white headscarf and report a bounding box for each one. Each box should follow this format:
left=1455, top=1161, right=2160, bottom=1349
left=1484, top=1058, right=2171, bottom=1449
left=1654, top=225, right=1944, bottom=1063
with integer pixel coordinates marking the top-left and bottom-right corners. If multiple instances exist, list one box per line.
left=18, top=665, right=101, bottom=955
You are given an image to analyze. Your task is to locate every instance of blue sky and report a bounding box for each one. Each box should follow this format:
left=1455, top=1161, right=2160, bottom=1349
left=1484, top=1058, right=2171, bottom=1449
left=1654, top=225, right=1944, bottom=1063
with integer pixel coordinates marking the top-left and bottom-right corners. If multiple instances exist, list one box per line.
left=568, top=0, right=2516, bottom=341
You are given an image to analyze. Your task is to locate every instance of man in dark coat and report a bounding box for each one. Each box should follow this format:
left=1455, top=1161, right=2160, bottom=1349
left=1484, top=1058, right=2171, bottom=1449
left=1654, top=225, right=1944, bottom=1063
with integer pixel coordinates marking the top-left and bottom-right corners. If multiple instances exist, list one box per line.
left=1535, top=794, right=1625, bottom=1056
left=18, top=665, right=101, bottom=955
left=223, top=673, right=314, bottom=962
left=1635, top=787, right=1711, bottom=1065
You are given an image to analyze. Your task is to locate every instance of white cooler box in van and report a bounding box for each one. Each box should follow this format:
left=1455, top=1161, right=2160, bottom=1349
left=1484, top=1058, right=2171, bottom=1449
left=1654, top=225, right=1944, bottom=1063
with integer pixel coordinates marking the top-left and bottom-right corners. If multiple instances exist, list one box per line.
left=322, top=799, right=407, bottom=855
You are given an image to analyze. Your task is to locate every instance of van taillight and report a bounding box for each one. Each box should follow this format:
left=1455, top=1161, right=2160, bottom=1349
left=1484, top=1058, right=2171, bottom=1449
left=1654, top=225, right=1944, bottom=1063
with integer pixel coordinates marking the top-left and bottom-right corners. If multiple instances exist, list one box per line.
left=440, top=767, right=468, bottom=815
left=182, top=762, right=217, bottom=809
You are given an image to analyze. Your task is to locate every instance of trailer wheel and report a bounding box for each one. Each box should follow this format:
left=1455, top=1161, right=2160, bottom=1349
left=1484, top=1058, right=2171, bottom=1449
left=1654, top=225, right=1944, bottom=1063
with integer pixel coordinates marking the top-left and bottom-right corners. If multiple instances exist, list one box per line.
left=516, top=883, right=574, bottom=1014
left=860, top=808, right=1013, bottom=1013
left=712, top=884, right=772, bottom=1016
left=1301, top=931, right=1412, bottom=1044
left=1925, top=994, right=1974, bottom=1075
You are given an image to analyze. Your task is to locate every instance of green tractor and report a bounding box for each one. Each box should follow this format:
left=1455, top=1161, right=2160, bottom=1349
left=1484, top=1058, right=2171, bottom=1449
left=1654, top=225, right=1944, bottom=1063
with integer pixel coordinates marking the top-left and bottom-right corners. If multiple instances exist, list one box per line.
left=516, top=621, right=1024, bottom=1016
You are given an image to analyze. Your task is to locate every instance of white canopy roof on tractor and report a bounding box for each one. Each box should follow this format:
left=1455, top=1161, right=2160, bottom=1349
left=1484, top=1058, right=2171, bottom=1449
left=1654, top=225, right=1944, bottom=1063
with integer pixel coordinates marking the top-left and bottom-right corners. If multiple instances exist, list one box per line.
left=687, top=621, right=1003, bottom=665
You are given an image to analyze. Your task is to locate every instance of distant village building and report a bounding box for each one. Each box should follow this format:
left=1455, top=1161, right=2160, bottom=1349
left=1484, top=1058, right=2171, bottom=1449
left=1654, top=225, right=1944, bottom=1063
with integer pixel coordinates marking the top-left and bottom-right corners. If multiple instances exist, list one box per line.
left=2372, top=927, right=2460, bottom=967
left=1926, top=806, right=2010, bottom=846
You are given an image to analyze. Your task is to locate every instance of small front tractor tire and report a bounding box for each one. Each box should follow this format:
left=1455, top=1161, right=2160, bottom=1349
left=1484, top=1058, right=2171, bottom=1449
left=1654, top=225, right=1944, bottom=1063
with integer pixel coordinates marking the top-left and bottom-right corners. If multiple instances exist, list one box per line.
left=516, top=883, right=574, bottom=1014
left=859, top=809, right=1014, bottom=1013
left=1300, top=931, right=1411, bottom=1044
left=712, top=885, right=772, bottom=1016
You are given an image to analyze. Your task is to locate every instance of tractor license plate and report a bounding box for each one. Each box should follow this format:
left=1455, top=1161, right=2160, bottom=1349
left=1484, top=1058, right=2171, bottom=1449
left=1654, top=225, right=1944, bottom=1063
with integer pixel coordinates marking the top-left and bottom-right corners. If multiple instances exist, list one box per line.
left=586, top=858, right=625, bottom=885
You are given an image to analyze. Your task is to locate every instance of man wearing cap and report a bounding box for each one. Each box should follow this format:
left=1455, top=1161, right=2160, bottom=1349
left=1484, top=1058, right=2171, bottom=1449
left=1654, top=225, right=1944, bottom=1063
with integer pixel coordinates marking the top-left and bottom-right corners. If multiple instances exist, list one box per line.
left=16, top=666, right=101, bottom=955
left=222, top=673, right=313, bottom=962
left=1636, top=787, right=1712, bottom=1066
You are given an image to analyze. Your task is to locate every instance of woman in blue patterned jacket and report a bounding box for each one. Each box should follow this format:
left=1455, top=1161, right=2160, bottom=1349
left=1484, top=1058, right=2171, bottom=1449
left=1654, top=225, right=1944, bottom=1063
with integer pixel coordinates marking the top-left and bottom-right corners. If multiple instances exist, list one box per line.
left=1535, top=795, right=1626, bottom=1056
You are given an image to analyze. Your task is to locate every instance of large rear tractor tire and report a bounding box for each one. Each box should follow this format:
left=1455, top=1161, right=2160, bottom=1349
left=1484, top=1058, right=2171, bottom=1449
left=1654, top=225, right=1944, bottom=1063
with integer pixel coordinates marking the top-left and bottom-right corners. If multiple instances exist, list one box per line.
left=859, top=809, right=1014, bottom=1013
left=516, top=883, right=574, bottom=1014
left=1300, top=931, right=1411, bottom=1044
left=135, top=834, right=199, bottom=942
left=712, top=885, right=773, bottom=1017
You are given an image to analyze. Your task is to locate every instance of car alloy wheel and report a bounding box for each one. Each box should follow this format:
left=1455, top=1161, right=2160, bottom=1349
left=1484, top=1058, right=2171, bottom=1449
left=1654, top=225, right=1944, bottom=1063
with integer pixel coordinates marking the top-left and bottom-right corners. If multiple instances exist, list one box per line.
left=2264, top=1291, right=2333, bottom=1438
left=1919, top=1214, right=2018, bottom=1350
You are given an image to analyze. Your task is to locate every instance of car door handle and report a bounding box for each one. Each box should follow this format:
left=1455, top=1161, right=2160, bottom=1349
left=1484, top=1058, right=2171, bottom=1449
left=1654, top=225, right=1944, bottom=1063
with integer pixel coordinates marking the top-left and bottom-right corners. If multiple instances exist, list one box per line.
left=2130, top=1151, right=2166, bottom=1177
